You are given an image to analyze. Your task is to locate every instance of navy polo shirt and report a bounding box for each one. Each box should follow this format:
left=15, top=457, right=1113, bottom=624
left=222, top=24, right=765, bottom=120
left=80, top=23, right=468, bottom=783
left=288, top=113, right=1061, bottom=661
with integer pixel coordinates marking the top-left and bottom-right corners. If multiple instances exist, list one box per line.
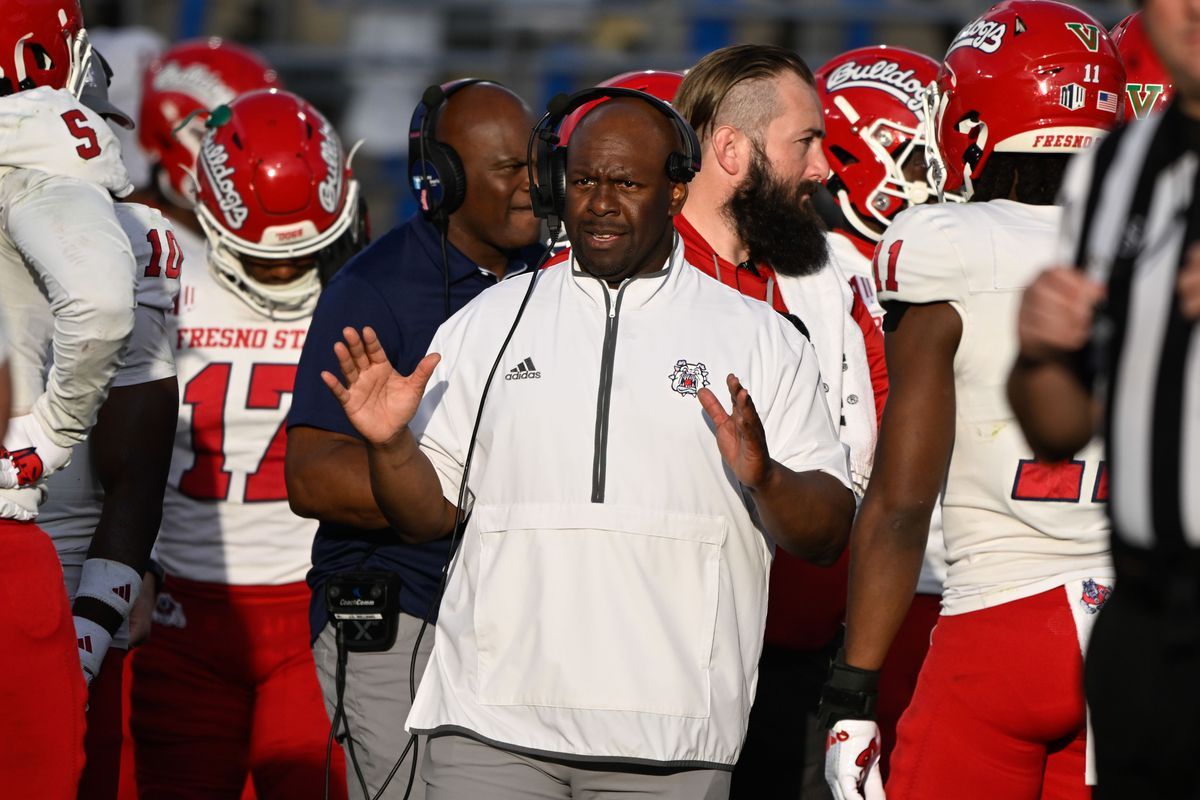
left=290, top=213, right=538, bottom=640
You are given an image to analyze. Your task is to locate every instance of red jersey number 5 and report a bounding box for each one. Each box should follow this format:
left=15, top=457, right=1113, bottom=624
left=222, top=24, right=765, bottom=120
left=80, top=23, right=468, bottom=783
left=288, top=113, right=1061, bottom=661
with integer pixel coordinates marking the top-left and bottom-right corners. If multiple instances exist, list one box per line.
left=60, top=110, right=101, bottom=160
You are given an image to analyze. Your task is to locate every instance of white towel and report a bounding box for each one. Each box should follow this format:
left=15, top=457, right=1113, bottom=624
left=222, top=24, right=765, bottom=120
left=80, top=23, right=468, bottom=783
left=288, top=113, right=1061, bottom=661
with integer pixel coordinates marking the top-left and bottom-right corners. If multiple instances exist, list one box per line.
left=776, top=252, right=878, bottom=496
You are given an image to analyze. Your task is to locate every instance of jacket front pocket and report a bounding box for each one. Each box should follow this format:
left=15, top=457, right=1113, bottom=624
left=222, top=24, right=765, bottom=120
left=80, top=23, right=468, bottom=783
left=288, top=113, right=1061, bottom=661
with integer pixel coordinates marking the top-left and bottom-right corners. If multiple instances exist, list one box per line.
left=472, top=503, right=726, bottom=719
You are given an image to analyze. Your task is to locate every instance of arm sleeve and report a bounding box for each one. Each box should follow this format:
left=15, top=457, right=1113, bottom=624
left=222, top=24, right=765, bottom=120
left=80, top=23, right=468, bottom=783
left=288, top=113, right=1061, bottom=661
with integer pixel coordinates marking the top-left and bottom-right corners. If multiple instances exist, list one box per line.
left=760, top=320, right=852, bottom=489
left=4, top=173, right=136, bottom=446
left=289, top=272, right=405, bottom=438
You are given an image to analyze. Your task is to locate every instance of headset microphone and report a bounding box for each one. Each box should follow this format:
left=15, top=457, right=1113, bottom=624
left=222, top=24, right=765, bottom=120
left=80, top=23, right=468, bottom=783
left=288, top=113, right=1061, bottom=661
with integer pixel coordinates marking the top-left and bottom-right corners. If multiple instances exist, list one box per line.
left=545, top=92, right=571, bottom=117
left=421, top=84, right=445, bottom=109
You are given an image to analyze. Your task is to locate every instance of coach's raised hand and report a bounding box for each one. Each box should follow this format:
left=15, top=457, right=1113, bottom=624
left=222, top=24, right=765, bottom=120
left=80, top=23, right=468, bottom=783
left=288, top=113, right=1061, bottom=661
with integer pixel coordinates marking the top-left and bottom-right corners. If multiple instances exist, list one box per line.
left=322, top=326, right=456, bottom=542
left=322, top=326, right=441, bottom=447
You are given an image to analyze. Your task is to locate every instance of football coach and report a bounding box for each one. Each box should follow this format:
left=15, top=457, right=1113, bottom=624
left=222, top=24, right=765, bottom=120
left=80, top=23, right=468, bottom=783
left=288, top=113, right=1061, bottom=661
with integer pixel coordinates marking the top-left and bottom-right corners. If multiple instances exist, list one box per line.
left=323, top=90, right=855, bottom=799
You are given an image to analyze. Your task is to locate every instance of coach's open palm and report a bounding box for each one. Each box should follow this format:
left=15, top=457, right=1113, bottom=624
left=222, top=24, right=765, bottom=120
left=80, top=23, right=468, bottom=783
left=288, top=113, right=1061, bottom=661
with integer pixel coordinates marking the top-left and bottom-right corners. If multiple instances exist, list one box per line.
left=322, top=326, right=441, bottom=447
left=698, top=373, right=773, bottom=490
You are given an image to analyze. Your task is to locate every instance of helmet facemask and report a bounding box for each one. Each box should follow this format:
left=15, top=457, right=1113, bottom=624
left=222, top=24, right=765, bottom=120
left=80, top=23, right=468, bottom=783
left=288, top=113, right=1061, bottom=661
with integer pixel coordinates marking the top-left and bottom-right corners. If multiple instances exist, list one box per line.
left=198, top=179, right=362, bottom=321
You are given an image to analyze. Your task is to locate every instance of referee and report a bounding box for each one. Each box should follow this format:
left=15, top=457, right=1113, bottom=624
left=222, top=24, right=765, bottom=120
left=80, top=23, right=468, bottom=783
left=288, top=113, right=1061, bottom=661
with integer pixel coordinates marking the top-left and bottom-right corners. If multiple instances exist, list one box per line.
left=1007, top=3, right=1200, bottom=796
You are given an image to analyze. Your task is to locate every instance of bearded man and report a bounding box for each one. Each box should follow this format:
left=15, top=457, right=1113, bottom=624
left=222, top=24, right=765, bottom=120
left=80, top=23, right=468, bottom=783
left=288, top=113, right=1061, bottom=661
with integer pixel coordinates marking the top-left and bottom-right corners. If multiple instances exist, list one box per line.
left=673, top=45, right=886, bottom=799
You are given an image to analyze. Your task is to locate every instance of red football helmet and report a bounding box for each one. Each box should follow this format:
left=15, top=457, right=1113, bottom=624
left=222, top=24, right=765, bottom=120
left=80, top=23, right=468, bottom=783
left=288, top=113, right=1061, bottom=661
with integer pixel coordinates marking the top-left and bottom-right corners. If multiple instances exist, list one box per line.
left=929, top=0, right=1124, bottom=199
left=556, top=70, right=684, bottom=144
left=194, top=89, right=364, bottom=319
left=816, top=46, right=939, bottom=240
left=1110, top=12, right=1174, bottom=121
left=139, top=38, right=281, bottom=207
left=0, top=0, right=92, bottom=97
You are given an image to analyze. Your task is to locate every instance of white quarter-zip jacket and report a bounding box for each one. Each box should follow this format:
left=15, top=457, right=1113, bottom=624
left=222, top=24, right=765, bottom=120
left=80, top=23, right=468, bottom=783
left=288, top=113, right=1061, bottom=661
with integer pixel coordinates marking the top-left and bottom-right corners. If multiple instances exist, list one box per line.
left=406, top=236, right=851, bottom=768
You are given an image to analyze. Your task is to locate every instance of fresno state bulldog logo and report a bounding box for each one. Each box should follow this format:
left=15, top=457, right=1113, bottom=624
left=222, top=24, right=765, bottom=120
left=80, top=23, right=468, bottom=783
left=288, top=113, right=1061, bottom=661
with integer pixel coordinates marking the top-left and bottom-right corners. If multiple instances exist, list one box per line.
left=153, top=592, right=188, bottom=629
left=1078, top=579, right=1112, bottom=615
left=669, top=360, right=710, bottom=397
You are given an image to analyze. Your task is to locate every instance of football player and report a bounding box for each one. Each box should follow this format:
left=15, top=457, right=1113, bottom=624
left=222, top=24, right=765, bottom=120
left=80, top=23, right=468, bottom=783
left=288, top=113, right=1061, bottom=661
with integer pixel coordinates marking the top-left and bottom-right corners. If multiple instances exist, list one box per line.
left=128, top=88, right=364, bottom=798
left=813, top=43, right=946, bottom=777
left=816, top=45, right=942, bottom=320
left=0, top=0, right=142, bottom=795
left=0, top=31, right=183, bottom=800
left=132, top=37, right=281, bottom=267
left=825, top=3, right=1123, bottom=796
left=821, top=2, right=1123, bottom=798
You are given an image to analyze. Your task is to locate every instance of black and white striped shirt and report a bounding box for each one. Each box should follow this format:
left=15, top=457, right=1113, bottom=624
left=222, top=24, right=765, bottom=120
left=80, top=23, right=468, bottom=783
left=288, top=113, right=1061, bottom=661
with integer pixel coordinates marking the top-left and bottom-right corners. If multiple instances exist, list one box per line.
left=1061, top=101, right=1200, bottom=554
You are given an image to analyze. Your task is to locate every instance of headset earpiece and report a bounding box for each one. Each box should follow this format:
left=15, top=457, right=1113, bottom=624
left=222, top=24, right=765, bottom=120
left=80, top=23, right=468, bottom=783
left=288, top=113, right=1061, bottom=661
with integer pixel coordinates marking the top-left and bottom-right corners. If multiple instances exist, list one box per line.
left=666, top=152, right=696, bottom=184
left=408, top=78, right=495, bottom=224
left=527, top=86, right=701, bottom=231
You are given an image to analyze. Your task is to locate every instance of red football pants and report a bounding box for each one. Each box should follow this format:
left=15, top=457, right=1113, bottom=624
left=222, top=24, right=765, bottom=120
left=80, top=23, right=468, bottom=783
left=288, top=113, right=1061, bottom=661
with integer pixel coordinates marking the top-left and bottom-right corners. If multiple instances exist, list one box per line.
left=876, top=592, right=941, bottom=780
left=887, top=587, right=1089, bottom=800
left=0, top=519, right=86, bottom=798
left=129, top=576, right=346, bottom=799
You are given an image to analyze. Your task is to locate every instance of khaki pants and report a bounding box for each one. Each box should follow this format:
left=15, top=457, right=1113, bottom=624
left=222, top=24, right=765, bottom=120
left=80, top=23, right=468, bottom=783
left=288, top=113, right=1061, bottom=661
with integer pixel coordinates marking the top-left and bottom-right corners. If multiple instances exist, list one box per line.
left=314, top=613, right=434, bottom=800
left=422, top=733, right=731, bottom=799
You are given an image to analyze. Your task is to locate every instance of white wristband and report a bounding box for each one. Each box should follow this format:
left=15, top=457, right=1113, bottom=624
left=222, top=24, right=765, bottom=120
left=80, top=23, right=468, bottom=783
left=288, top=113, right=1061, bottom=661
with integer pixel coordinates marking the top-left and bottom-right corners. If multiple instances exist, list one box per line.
left=75, top=557, right=141, bottom=621
left=74, top=615, right=112, bottom=686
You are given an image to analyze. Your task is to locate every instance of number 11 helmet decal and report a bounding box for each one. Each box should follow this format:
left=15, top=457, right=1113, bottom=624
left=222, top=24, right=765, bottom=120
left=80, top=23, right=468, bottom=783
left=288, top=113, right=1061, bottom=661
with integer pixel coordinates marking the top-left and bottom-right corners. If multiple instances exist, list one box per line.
left=926, top=0, right=1124, bottom=200
left=194, top=89, right=365, bottom=320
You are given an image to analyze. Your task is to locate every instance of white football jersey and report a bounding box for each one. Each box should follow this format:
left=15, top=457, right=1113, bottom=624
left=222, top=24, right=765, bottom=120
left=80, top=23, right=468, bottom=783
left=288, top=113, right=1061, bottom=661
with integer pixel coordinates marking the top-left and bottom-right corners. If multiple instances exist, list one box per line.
left=0, top=87, right=133, bottom=198
left=0, top=166, right=136, bottom=519
left=879, top=200, right=1111, bottom=614
left=157, top=248, right=317, bottom=586
left=41, top=203, right=182, bottom=587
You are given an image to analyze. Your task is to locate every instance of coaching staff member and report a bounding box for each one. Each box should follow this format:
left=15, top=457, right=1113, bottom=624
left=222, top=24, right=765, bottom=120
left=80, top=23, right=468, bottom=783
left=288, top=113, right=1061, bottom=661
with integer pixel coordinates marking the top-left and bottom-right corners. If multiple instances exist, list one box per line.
left=1009, top=1, right=1200, bottom=796
left=323, top=93, right=855, bottom=798
left=285, top=81, right=541, bottom=799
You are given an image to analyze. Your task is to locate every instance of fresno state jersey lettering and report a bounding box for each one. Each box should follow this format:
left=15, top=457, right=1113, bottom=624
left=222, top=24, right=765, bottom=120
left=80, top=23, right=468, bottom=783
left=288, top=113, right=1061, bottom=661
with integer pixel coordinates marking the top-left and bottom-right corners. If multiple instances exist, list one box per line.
left=159, top=235, right=316, bottom=586
left=0, top=87, right=133, bottom=197
left=878, top=200, right=1111, bottom=614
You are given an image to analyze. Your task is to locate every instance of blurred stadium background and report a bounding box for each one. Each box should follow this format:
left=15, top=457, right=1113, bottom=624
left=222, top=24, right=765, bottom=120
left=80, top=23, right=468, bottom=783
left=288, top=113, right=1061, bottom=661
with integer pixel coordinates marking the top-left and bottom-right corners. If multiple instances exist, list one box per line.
left=82, top=0, right=1136, bottom=231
